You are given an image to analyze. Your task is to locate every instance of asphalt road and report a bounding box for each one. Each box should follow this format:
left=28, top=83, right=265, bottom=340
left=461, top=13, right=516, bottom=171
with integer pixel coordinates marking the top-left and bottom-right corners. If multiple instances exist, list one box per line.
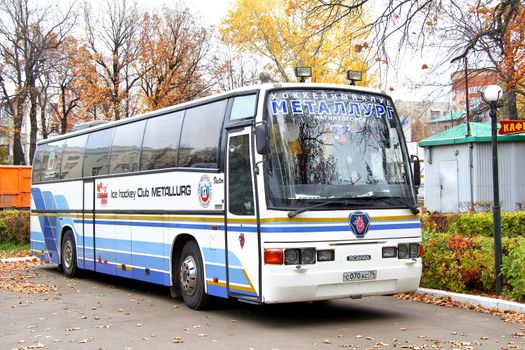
left=1, top=264, right=524, bottom=350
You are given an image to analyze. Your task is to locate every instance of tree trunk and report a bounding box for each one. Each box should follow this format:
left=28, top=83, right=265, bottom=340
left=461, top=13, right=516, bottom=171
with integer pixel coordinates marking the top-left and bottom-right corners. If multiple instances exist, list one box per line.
left=28, top=88, right=38, bottom=164
left=12, top=109, right=25, bottom=165
left=61, top=87, right=67, bottom=134
left=40, top=99, right=48, bottom=139
left=505, top=88, right=518, bottom=120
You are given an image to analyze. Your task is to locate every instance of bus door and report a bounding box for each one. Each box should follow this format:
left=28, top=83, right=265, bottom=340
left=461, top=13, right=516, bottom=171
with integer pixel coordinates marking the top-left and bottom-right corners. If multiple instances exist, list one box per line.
left=83, top=180, right=95, bottom=271
left=225, top=127, right=260, bottom=301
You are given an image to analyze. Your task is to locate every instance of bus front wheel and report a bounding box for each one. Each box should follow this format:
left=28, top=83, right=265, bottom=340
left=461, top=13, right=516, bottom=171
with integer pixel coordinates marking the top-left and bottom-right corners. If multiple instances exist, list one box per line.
left=61, top=230, right=78, bottom=277
left=179, top=240, right=210, bottom=310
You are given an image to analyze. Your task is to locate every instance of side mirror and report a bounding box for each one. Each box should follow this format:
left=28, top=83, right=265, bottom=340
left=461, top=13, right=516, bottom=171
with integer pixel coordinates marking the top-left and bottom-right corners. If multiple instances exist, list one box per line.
left=411, top=155, right=421, bottom=187
left=255, top=122, right=269, bottom=155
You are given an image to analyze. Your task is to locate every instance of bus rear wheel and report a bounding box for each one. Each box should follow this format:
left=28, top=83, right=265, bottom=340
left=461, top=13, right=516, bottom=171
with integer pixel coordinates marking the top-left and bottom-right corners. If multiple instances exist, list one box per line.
left=179, top=240, right=210, bottom=310
left=61, top=230, right=78, bottom=277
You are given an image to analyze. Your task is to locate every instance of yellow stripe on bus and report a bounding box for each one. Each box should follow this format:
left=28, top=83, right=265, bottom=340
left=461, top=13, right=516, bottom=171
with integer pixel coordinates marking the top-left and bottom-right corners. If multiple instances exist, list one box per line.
left=206, top=279, right=256, bottom=293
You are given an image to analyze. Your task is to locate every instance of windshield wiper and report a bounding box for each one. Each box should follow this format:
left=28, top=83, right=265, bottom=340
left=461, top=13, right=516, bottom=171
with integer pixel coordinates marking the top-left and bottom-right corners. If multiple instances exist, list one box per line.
left=287, top=199, right=370, bottom=218
left=363, top=195, right=420, bottom=215
left=288, top=200, right=346, bottom=218
left=286, top=195, right=419, bottom=218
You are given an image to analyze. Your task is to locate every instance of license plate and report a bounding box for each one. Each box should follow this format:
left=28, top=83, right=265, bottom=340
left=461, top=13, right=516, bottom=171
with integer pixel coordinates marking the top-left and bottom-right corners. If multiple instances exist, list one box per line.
left=343, top=270, right=377, bottom=282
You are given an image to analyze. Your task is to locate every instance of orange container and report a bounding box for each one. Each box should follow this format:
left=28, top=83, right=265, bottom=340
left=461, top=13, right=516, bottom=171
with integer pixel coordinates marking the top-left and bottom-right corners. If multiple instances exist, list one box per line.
left=0, top=166, right=31, bottom=209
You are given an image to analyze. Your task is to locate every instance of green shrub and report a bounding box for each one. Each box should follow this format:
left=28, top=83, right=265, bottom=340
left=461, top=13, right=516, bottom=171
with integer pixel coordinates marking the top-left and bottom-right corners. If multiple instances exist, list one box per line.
left=423, top=211, right=525, bottom=237
left=0, top=210, right=30, bottom=245
left=422, top=215, right=525, bottom=301
left=502, top=237, right=525, bottom=301
left=448, top=212, right=494, bottom=236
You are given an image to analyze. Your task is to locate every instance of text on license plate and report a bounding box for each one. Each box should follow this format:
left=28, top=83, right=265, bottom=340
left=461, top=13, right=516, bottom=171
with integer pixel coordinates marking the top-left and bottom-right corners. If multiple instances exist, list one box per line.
left=343, top=270, right=377, bottom=282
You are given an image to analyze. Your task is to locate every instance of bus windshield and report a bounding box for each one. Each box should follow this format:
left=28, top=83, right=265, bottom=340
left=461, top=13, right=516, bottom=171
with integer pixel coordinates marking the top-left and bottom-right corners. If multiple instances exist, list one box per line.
left=265, top=89, right=415, bottom=209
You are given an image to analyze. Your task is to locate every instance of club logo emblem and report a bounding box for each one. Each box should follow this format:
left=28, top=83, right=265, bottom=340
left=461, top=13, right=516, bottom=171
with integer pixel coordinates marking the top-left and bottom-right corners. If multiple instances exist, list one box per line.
left=198, top=175, right=213, bottom=208
left=96, top=182, right=108, bottom=206
left=239, top=233, right=245, bottom=249
left=348, top=211, right=371, bottom=238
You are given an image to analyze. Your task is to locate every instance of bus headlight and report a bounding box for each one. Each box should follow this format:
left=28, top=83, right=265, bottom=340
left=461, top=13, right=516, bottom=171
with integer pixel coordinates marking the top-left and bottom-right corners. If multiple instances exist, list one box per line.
left=284, top=249, right=300, bottom=265
left=300, top=248, right=316, bottom=264
left=409, top=243, right=420, bottom=258
left=382, top=246, right=397, bottom=258
left=284, top=248, right=317, bottom=265
left=397, top=244, right=409, bottom=259
left=317, top=250, right=335, bottom=262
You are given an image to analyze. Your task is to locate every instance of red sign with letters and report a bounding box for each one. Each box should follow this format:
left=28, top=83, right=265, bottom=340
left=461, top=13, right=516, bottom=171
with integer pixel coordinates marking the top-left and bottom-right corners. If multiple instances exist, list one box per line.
left=498, top=120, right=525, bottom=135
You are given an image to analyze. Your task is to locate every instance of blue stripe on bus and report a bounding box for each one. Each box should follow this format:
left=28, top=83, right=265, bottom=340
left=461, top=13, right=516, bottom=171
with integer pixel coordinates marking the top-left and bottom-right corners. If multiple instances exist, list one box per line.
left=75, top=218, right=420, bottom=233
left=74, top=219, right=226, bottom=232
left=206, top=263, right=248, bottom=286
left=93, top=237, right=166, bottom=255
left=205, top=264, right=227, bottom=280
left=260, top=222, right=421, bottom=233
left=31, top=188, right=59, bottom=262
left=30, top=231, right=45, bottom=241
left=202, top=248, right=237, bottom=265
left=206, top=284, right=228, bottom=298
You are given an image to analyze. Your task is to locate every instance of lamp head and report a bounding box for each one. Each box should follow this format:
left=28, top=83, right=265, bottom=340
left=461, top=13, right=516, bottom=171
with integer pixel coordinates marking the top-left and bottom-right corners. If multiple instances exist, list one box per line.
left=294, top=67, right=311, bottom=83
left=483, top=85, right=503, bottom=103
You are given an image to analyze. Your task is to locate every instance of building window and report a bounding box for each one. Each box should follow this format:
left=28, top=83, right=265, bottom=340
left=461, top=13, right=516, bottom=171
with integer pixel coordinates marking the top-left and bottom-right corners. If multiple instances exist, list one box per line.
left=430, top=110, right=441, bottom=120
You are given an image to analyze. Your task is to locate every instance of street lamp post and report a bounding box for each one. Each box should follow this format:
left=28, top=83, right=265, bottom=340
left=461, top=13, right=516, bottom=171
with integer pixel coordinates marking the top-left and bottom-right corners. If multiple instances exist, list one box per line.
left=483, top=84, right=504, bottom=294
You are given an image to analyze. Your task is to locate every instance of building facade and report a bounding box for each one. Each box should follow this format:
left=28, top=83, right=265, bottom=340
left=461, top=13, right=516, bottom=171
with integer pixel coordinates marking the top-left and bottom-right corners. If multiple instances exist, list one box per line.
left=451, top=69, right=498, bottom=121
left=419, top=123, right=525, bottom=212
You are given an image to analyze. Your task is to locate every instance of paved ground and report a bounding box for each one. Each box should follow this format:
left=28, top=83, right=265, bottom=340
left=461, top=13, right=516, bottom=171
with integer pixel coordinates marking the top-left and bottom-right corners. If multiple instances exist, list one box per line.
left=1, top=264, right=524, bottom=350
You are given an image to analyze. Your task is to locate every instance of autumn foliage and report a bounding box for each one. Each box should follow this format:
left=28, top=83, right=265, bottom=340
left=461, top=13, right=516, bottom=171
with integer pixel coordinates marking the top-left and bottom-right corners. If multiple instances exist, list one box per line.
left=221, top=0, right=375, bottom=85
left=500, top=4, right=525, bottom=113
left=422, top=211, right=525, bottom=301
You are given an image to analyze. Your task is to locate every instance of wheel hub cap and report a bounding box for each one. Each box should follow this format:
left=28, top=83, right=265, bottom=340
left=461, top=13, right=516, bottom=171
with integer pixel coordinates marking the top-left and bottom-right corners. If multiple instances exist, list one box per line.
left=64, top=240, right=73, bottom=269
left=180, top=255, right=197, bottom=296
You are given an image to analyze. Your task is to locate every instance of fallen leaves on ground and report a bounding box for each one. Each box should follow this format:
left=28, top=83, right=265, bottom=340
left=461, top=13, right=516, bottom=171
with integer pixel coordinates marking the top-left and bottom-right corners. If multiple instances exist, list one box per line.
left=0, top=259, right=56, bottom=294
left=395, top=292, right=525, bottom=325
left=0, top=249, right=31, bottom=259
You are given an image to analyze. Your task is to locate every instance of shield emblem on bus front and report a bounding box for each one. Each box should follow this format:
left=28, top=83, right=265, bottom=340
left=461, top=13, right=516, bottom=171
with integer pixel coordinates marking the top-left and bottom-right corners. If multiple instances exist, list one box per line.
left=348, top=211, right=371, bottom=238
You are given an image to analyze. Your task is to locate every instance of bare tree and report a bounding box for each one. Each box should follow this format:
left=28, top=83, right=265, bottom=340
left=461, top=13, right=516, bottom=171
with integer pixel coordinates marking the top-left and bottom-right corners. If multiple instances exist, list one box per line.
left=84, top=0, right=141, bottom=120
left=0, top=0, right=75, bottom=164
left=47, top=36, right=83, bottom=135
left=215, top=46, right=260, bottom=92
left=137, top=7, right=215, bottom=111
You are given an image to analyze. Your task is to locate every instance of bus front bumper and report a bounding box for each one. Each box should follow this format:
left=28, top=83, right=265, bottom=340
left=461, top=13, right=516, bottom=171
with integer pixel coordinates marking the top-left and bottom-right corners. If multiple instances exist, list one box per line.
left=261, top=261, right=422, bottom=304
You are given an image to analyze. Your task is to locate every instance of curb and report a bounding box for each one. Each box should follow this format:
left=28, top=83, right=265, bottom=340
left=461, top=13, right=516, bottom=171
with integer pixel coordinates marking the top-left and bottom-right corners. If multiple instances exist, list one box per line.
left=417, top=287, right=525, bottom=314
left=0, top=256, right=36, bottom=263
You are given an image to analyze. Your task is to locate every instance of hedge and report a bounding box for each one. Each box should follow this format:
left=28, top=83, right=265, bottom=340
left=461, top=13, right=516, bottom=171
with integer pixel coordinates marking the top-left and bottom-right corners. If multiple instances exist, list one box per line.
left=422, top=211, right=525, bottom=237
left=0, top=210, right=30, bottom=245
left=422, top=212, right=525, bottom=301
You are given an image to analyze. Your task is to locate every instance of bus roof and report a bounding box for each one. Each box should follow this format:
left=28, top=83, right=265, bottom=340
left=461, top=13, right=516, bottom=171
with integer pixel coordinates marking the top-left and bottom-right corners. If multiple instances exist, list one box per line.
left=37, top=83, right=389, bottom=145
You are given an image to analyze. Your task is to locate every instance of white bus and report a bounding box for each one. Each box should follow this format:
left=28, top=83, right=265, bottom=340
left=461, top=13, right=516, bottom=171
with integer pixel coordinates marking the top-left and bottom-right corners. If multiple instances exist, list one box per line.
left=30, top=83, right=422, bottom=309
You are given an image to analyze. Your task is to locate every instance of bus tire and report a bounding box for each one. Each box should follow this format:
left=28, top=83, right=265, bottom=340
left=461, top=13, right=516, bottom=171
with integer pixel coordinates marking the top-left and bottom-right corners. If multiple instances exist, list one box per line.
left=178, top=240, right=210, bottom=310
left=61, top=230, right=78, bottom=278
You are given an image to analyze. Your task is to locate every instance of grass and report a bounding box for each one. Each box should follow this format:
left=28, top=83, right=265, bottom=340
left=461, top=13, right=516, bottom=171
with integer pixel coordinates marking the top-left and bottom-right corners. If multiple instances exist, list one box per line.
left=0, top=242, right=30, bottom=259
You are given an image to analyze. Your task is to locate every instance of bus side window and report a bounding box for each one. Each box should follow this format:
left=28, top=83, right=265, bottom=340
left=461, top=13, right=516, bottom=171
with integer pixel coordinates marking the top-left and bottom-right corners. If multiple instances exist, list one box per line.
left=60, top=134, right=87, bottom=180
left=140, top=111, right=184, bottom=171
left=109, top=120, right=146, bottom=175
left=178, top=100, right=226, bottom=168
left=43, top=141, right=65, bottom=181
left=83, top=128, right=114, bottom=177
left=229, top=95, right=257, bottom=120
left=32, top=144, right=48, bottom=183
